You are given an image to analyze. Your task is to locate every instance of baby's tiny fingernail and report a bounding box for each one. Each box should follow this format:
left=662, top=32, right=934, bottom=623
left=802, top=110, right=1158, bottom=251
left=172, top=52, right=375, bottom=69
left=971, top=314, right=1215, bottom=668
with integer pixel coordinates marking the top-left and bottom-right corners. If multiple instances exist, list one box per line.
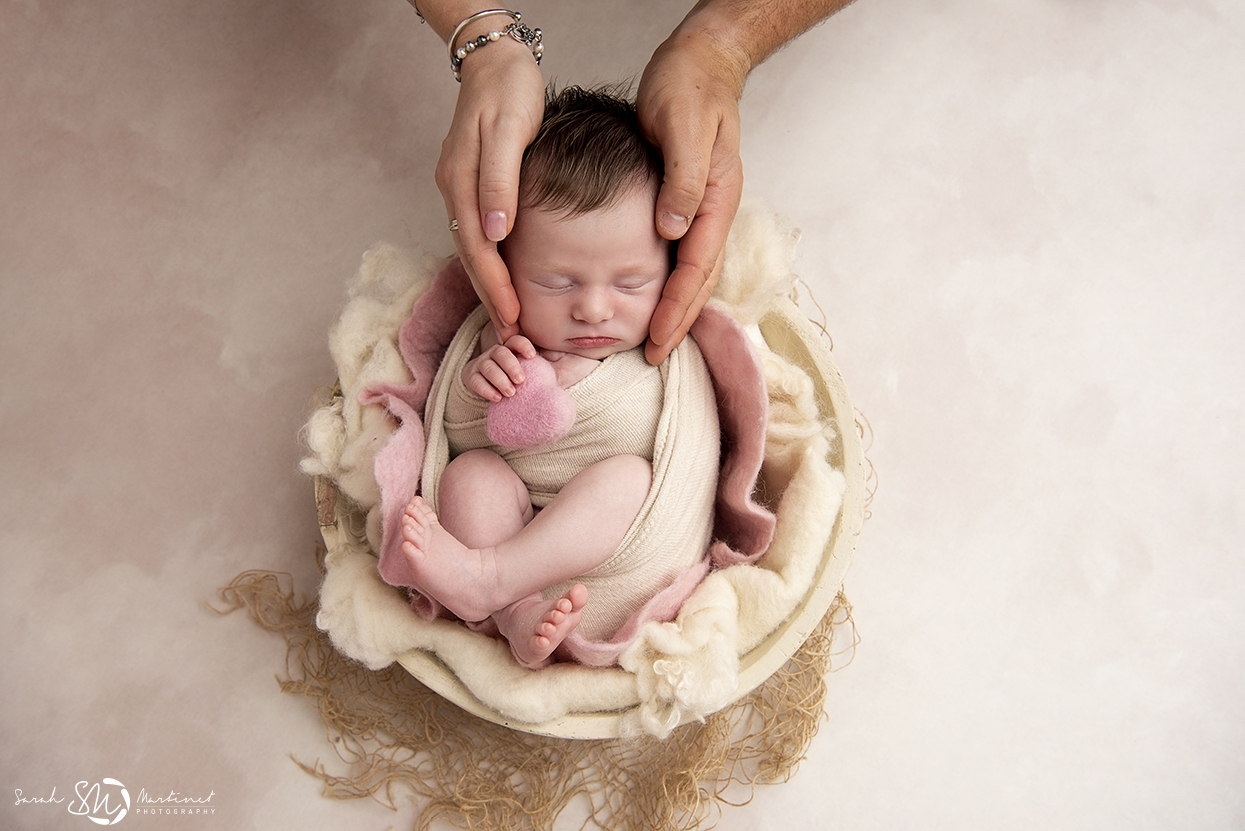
left=485, top=211, right=507, bottom=242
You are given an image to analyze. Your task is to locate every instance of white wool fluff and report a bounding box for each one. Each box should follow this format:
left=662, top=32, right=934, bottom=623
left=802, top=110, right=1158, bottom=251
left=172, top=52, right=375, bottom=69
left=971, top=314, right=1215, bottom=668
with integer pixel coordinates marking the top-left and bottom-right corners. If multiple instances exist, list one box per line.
left=302, top=198, right=848, bottom=737
left=714, top=200, right=801, bottom=326
left=300, top=245, right=435, bottom=506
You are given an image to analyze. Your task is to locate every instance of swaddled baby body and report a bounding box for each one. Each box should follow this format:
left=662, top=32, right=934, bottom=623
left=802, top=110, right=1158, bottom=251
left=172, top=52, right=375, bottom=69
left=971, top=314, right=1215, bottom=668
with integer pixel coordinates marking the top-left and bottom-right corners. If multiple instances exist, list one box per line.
left=398, top=86, right=719, bottom=668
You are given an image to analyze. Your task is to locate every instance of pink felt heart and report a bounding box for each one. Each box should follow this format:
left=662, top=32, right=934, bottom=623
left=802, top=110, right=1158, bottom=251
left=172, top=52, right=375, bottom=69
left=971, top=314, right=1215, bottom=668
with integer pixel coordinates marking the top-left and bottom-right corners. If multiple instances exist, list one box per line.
left=486, top=355, right=576, bottom=448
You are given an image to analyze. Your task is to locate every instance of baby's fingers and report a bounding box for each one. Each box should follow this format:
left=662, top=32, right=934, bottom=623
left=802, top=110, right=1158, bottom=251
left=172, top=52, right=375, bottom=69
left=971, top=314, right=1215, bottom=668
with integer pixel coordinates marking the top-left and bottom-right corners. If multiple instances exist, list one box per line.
left=502, top=335, right=537, bottom=360
left=465, top=368, right=506, bottom=402
left=467, top=359, right=520, bottom=401
left=484, top=346, right=528, bottom=390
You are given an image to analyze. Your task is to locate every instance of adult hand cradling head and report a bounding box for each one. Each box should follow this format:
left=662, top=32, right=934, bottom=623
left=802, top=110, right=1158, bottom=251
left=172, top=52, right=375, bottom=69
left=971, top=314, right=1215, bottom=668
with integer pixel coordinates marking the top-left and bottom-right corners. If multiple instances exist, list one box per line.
left=411, top=0, right=856, bottom=364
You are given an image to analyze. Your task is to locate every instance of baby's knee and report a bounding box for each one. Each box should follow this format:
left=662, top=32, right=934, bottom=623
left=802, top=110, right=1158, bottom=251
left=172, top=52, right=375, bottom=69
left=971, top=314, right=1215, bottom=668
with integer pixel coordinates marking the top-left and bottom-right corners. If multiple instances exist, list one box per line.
left=441, top=449, right=530, bottom=513
left=443, top=448, right=508, bottom=487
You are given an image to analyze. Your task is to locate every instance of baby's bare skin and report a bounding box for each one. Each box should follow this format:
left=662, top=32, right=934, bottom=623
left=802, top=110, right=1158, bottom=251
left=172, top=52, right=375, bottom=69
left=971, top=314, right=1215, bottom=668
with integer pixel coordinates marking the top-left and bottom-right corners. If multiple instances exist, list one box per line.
left=399, top=451, right=651, bottom=668
left=401, top=497, right=588, bottom=667
left=465, top=329, right=600, bottom=402
left=540, top=349, right=599, bottom=387
left=490, top=587, right=589, bottom=669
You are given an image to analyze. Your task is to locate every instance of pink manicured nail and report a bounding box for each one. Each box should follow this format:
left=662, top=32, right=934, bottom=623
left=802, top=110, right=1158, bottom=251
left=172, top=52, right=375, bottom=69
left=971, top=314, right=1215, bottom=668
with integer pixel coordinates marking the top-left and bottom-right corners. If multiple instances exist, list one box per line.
left=485, top=210, right=507, bottom=242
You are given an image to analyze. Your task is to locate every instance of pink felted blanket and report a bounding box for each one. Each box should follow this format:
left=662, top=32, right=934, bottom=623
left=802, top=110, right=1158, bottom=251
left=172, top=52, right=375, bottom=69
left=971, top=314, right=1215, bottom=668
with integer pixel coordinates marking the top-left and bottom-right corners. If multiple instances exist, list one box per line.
left=362, top=259, right=776, bottom=666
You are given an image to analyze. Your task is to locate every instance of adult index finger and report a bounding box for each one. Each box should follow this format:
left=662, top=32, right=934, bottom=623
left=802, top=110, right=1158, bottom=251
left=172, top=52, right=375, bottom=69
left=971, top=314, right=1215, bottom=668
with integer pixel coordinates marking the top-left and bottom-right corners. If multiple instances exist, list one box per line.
left=646, top=154, right=742, bottom=359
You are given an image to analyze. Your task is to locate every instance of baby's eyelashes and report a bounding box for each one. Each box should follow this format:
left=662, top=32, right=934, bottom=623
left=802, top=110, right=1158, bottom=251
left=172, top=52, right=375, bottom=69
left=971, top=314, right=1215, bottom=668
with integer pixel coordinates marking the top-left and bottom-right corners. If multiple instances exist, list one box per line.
left=529, top=277, right=575, bottom=293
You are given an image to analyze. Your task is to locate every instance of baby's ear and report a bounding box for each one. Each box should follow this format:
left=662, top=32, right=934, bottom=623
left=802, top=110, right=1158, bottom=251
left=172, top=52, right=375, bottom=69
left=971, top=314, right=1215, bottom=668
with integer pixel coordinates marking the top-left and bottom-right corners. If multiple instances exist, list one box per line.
left=486, top=355, right=576, bottom=449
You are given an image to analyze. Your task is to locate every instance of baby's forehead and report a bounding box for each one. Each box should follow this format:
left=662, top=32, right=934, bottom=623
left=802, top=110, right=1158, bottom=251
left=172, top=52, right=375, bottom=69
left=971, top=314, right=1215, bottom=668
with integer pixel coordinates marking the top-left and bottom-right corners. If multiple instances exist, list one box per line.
left=520, top=173, right=660, bottom=218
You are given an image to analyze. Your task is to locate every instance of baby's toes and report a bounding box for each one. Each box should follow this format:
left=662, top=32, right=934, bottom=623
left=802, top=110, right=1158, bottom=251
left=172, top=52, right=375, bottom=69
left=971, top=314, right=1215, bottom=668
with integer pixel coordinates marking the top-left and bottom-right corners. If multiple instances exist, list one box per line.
left=404, top=496, right=432, bottom=522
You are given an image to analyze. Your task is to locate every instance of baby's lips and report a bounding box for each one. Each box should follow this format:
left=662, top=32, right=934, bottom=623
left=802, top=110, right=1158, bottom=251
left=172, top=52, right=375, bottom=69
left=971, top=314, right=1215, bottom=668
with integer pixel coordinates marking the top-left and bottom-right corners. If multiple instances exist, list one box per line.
left=568, top=336, right=619, bottom=348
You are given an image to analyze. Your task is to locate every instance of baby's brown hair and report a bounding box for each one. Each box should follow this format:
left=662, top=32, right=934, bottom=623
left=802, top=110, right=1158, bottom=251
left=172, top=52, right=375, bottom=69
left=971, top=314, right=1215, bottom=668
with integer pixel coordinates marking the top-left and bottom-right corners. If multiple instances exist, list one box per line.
left=518, top=85, right=663, bottom=216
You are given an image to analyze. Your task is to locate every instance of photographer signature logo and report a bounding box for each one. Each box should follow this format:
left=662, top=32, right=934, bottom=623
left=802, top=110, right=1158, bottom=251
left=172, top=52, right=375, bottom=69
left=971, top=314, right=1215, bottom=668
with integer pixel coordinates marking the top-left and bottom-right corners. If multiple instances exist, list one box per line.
left=68, top=778, right=130, bottom=825
left=16, top=778, right=216, bottom=823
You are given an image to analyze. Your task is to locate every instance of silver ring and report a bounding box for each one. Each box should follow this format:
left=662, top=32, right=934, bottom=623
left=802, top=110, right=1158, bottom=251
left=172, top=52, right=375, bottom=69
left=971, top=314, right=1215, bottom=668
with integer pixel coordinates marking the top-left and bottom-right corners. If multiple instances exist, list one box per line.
left=448, top=218, right=459, bottom=232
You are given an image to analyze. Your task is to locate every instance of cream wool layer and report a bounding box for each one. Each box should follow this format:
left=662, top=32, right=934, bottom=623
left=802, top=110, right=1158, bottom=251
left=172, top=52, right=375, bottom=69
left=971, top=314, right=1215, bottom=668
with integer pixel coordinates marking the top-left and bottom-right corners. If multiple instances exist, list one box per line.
left=425, top=308, right=720, bottom=642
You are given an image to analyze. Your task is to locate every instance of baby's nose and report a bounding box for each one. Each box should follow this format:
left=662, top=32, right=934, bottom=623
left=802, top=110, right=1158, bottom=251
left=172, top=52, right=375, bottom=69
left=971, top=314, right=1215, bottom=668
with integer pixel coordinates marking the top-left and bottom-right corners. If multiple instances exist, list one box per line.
left=573, top=289, right=613, bottom=322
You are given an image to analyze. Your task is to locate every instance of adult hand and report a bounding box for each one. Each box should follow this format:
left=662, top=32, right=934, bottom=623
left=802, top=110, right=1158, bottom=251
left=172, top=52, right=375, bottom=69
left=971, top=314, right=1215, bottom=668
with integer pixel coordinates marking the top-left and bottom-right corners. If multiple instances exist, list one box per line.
left=435, top=39, right=544, bottom=343
left=637, top=25, right=747, bottom=365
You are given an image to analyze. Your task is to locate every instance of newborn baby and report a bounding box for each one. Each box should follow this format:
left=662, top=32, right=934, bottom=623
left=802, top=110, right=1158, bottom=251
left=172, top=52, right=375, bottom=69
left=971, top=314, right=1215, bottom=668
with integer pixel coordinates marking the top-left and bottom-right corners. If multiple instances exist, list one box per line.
left=397, top=86, right=719, bottom=668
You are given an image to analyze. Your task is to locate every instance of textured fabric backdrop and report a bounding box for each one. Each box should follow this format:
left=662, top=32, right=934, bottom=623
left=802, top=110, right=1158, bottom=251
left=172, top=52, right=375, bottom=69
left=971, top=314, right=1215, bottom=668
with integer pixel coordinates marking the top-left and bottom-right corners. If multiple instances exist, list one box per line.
left=2, top=1, right=1242, bottom=829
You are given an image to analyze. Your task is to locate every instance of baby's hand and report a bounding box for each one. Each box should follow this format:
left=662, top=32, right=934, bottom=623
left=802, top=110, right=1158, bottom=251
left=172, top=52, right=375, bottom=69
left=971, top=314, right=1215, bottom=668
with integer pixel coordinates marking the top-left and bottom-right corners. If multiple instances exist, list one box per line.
left=463, top=335, right=538, bottom=402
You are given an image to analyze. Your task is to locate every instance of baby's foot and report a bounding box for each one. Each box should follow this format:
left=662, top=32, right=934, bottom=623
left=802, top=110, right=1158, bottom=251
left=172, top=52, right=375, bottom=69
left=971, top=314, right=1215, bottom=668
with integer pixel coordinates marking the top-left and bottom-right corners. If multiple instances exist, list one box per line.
left=494, top=585, right=588, bottom=670
left=399, top=496, right=501, bottom=622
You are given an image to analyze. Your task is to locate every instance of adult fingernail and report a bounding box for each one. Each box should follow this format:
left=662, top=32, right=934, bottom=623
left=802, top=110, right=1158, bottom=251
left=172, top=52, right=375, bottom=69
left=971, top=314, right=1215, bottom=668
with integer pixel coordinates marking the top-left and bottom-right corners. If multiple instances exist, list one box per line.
left=485, top=211, right=507, bottom=242
left=660, top=212, right=691, bottom=236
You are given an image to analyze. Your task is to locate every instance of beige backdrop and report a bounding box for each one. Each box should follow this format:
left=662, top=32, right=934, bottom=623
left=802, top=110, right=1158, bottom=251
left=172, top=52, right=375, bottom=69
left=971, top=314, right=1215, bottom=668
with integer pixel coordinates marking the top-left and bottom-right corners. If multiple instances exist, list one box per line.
left=3, top=0, right=1243, bottom=829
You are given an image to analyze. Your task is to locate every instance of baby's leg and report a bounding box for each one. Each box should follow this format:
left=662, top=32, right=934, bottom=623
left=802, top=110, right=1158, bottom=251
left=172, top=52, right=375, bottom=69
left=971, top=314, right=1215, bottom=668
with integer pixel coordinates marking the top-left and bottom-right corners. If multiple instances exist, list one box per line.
left=400, top=454, right=652, bottom=622
left=437, top=449, right=534, bottom=547
left=400, top=449, right=529, bottom=622
left=492, top=584, right=588, bottom=669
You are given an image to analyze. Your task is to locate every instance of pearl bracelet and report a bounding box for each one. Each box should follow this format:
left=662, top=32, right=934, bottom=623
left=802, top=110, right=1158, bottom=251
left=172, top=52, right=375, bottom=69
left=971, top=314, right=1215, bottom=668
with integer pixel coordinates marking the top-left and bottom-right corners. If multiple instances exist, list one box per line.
left=449, top=9, right=543, bottom=82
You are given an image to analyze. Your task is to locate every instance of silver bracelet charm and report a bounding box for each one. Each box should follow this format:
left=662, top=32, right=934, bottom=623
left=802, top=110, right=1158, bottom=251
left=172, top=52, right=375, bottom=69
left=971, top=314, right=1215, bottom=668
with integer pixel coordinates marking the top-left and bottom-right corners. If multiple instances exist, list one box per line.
left=449, top=9, right=543, bottom=82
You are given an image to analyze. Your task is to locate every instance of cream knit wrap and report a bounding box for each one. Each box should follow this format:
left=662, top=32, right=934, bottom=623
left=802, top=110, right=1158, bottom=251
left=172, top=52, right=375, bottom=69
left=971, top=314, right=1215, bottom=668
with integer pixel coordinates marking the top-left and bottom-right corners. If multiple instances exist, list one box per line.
left=420, top=306, right=721, bottom=642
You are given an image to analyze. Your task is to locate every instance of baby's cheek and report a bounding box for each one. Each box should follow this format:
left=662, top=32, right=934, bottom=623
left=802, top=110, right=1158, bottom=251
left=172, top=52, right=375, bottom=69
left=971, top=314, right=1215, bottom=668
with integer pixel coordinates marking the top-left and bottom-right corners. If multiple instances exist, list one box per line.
left=633, top=302, right=662, bottom=337
left=516, top=307, right=553, bottom=345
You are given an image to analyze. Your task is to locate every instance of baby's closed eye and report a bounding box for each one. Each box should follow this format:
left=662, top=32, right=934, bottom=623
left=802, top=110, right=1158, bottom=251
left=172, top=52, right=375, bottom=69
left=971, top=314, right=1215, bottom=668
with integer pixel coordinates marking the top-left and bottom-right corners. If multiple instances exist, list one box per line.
left=529, top=276, right=575, bottom=292
left=613, top=275, right=661, bottom=292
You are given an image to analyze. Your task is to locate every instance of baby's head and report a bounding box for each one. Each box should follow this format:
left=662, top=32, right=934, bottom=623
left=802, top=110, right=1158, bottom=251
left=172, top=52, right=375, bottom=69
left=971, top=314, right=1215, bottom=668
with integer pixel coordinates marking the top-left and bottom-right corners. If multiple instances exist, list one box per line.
left=501, top=86, right=670, bottom=359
